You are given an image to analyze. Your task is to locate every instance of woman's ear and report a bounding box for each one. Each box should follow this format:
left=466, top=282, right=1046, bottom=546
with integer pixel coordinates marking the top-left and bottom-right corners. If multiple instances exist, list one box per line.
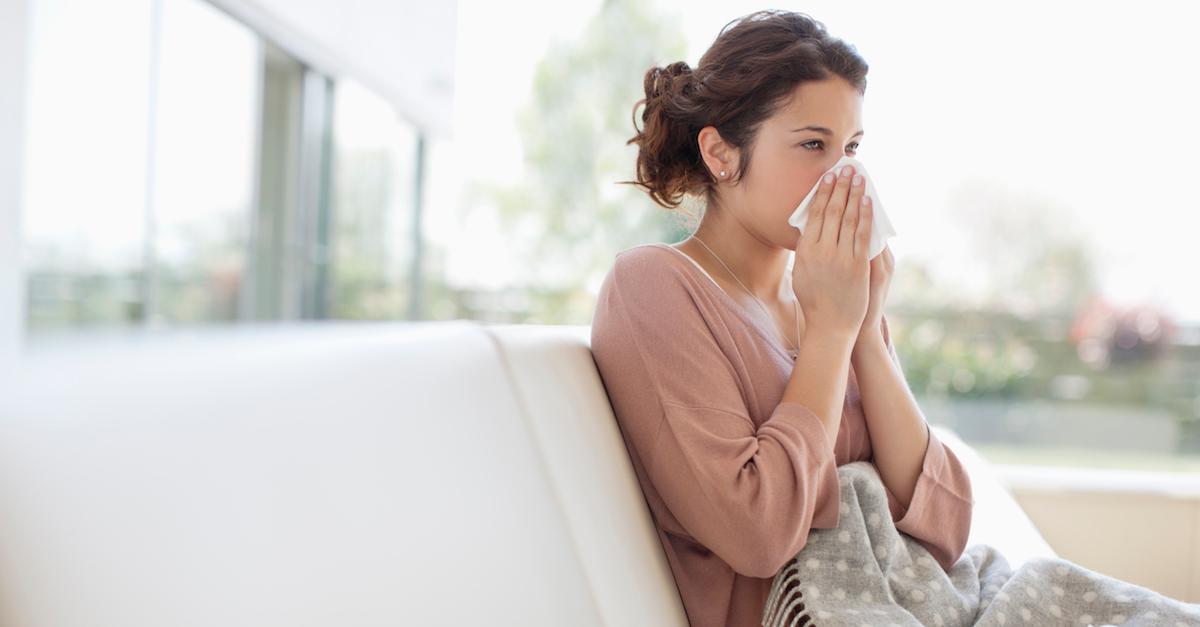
left=697, top=125, right=738, bottom=181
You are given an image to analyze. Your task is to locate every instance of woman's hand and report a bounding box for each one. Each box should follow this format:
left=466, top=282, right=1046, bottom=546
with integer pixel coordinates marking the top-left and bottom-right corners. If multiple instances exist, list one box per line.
left=791, top=165, right=872, bottom=342
left=855, top=243, right=895, bottom=352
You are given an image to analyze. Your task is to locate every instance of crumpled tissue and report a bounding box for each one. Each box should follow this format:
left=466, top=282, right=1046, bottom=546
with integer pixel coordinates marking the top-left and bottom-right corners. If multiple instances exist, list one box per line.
left=787, top=155, right=896, bottom=260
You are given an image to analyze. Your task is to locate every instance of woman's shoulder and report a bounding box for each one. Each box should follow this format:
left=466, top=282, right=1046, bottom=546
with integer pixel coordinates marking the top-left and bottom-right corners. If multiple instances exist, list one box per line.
left=614, top=242, right=679, bottom=266
left=609, top=243, right=689, bottom=286
left=594, top=243, right=697, bottom=326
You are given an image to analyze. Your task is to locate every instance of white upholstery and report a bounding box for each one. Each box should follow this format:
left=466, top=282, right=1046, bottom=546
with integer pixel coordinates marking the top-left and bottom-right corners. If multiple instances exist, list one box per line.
left=0, top=320, right=1055, bottom=626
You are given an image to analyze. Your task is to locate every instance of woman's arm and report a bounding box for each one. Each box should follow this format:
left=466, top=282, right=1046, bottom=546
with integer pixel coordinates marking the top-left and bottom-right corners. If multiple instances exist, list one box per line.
left=850, top=320, right=926, bottom=509
left=781, top=332, right=856, bottom=450
left=853, top=315, right=974, bottom=572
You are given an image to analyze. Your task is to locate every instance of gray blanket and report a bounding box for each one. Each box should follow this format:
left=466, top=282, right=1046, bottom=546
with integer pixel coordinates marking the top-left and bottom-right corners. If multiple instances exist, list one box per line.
left=762, top=461, right=1200, bottom=627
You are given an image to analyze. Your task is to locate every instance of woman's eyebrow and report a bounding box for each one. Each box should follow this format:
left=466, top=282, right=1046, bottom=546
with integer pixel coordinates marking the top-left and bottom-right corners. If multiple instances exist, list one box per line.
left=791, top=125, right=865, bottom=138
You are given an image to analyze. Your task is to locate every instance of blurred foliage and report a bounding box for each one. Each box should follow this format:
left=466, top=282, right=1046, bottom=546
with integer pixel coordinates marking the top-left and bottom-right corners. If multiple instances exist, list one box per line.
left=889, top=306, right=1200, bottom=422
left=25, top=267, right=143, bottom=331
left=447, top=0, right=694, bottom=325
left=888, top=308, right=1039, bottom=400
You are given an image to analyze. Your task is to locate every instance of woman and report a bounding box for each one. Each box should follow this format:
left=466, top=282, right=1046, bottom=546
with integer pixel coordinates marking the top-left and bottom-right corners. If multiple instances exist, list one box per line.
left=589, top=10, right=973, bottom=627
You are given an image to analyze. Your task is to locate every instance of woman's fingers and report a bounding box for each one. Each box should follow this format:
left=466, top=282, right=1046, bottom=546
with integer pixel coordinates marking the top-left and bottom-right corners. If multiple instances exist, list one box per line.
left=803, top=171, right=835, bottom=245
left=821, top=165, right=855, bottom=246
left=855, top=195, right=873, bottom=259
left=840, top=172, right=866, bottom=251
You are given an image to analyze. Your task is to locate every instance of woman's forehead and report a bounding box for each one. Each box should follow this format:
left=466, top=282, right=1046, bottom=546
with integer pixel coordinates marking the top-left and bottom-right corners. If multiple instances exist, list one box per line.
left=770, top=85, right=863, bottom=130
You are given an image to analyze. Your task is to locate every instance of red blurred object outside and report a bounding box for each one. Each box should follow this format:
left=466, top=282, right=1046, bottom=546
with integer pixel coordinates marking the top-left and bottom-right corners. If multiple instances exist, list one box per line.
left=1068, top=295, right=1178, bottom=368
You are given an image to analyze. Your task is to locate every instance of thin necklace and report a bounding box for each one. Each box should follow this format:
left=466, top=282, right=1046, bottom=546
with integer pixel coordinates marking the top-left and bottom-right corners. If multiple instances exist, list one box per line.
left=691, top=235, right=801, bottom=359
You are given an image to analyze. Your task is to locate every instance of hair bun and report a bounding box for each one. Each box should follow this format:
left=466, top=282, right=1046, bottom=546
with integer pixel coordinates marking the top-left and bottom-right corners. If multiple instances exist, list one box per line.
left=647, top=61, right=695, bottom=101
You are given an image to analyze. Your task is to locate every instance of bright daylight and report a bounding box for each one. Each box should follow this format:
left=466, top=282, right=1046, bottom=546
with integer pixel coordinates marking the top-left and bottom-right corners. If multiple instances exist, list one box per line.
left=2, top=0, right=1199, bottom=624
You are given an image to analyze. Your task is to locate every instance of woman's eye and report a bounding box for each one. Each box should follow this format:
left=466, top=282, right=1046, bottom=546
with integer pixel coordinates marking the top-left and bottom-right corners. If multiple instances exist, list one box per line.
left=801, top=140, right=860, bottom=152
left=801, top=139, right=859, bottom=151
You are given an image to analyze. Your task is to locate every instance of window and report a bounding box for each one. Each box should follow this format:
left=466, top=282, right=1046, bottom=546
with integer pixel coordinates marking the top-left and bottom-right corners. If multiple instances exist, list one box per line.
left=21, top=0, right=428, bottom=335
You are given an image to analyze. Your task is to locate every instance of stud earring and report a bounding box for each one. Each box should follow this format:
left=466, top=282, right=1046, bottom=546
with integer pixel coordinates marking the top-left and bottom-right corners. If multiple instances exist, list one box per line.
left=719, top=170, right=726, bottom=178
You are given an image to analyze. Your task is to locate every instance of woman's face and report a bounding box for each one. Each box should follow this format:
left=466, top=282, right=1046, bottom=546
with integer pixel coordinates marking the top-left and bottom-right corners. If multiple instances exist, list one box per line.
left=730, top=78, right=865, bottom=249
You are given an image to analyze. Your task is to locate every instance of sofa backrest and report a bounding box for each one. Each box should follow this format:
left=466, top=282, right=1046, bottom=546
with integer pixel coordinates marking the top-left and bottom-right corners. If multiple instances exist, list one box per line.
left=0, top=321, right=687, bottom=627
left=483, top=323, right=689, bottom=626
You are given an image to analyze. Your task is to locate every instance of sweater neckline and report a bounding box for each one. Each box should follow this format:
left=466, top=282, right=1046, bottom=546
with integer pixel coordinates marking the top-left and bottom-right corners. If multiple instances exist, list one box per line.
left=644, top=243, right=801, bottom=361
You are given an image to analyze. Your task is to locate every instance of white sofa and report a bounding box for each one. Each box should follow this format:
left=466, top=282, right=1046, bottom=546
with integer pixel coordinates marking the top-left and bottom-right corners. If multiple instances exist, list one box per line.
left=0, top=320, right=1057, bottom=626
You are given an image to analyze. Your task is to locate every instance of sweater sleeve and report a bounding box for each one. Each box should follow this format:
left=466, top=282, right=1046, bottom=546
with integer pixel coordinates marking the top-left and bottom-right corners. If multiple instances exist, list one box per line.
left=589, top=249, right=842, bottom=579
left=877, top=315, right=975, bottom=573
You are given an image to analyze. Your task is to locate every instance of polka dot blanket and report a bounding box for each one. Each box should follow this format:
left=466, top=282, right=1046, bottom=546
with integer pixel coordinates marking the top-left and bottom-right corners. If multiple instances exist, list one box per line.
left=761, top=461, right=1200, bottom=627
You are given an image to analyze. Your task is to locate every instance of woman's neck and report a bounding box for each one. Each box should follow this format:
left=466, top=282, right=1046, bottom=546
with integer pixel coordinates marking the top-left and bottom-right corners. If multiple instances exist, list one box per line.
left=687, top=215, right=792, bottom=304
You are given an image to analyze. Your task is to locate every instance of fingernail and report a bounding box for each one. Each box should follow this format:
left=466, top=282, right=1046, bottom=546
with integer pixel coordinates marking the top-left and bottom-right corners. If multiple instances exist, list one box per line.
left=852, top=174, right=863, bottom=186
left=823, top=172, right=835, bottom=184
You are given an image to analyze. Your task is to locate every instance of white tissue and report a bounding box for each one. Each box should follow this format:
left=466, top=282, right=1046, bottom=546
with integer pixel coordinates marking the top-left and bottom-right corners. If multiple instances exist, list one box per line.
left=787, top=155, right=896, bottom=260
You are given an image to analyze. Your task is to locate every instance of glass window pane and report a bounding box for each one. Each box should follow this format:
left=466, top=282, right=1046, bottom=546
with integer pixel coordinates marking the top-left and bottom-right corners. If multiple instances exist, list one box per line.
left=23, top=0, right=154, bottom=333
left=330, top=79, right=418, bottom=320
left=150, top=0, right=258, bottom=324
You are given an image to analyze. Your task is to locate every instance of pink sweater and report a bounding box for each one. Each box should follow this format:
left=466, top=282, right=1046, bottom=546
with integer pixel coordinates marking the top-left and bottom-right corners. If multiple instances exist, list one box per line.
left=589, top=243, right=974, bottom=627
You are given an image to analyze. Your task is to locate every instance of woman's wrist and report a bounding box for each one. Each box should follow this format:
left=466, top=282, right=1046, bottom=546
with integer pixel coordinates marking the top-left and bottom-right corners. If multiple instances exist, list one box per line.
left=850, top=329, right=887, bottom=363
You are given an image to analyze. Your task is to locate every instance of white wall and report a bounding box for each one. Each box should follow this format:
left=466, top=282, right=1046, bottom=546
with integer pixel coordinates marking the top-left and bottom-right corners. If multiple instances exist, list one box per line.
left=1, top=0, right=31, bottom=386
left=1006, top=469, right=1200, bottom=603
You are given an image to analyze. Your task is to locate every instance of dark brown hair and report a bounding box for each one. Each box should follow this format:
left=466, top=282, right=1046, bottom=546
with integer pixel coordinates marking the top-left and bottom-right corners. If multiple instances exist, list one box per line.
left=621, top=10, right=869, bottom=210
